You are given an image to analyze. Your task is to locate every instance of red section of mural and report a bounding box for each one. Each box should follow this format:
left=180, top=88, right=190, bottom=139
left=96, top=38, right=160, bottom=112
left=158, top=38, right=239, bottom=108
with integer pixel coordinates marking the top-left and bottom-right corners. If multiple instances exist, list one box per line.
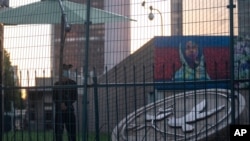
left=203, top=47, right=230, bottom=79
left=154, top=48, right=181, bottom=80
left=154, top=47, right=230, bottom=80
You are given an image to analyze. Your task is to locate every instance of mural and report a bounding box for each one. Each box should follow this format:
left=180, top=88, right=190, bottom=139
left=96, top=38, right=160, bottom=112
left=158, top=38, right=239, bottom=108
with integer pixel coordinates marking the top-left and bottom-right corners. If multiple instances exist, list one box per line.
left=154, top=35, right=250, bottom=88
left=234, top=35, right=250, bottom=88
left=112, top=89, right=246, bottom=141
left=154, top=36, right=230, bottom=80
left=154, top=35, right=250, bottom=89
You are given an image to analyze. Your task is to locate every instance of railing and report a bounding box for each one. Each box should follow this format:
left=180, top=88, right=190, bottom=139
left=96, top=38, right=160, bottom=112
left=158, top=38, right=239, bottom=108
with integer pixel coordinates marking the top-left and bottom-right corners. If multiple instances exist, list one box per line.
left=1, top=63, right=249, bottom=141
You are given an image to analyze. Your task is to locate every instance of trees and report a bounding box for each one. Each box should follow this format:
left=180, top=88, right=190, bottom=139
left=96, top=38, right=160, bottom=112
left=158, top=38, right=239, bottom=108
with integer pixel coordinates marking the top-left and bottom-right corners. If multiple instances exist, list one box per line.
left=3, top=49, right=23, bottom=111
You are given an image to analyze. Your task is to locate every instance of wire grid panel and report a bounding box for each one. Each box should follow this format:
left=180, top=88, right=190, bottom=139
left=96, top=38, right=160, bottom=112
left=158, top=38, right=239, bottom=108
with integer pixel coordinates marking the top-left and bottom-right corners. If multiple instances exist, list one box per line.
left=1, top=0, right=250, bottom=141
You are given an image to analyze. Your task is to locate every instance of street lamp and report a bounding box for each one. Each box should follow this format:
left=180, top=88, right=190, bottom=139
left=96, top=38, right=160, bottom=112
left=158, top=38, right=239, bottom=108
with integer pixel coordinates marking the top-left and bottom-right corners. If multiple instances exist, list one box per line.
left=149, top=6, right=164, bottom=36
left=142, top=2, right=164, bottom=36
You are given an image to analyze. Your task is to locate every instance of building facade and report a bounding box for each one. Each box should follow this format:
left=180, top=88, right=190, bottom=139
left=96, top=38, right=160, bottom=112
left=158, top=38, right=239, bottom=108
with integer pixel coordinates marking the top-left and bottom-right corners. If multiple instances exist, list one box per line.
left=182, top=0, right=237, bottom=36
left=52, top=0, right=131, bottom=80
left=238, top=0, right=250, bottom=36
left=170, top=0, right=183, bottom=35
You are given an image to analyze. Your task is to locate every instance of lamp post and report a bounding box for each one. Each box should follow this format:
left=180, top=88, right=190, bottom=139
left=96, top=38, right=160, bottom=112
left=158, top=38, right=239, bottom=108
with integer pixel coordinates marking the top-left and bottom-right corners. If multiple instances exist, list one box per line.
left=142, top=2, right=164, bottom=36
left=149, top=6, right=163, bottom=36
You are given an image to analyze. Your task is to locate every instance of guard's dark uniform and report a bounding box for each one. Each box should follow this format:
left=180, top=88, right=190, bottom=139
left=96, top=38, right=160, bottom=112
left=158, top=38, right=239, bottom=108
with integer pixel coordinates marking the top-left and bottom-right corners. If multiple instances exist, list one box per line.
left=53, top=78, right=77, bottom=141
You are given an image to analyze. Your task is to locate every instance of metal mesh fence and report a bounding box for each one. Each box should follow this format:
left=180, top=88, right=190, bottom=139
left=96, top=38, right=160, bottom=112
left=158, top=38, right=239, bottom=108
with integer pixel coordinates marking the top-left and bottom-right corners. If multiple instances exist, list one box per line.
left=1, top=0, right=250, bottom=141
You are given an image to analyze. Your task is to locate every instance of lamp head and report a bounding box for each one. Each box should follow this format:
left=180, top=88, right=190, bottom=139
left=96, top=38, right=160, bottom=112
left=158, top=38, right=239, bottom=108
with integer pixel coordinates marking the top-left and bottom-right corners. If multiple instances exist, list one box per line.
left=148, top=6, right=154, bottom=20
left=148, top=12, right=154, bottom=20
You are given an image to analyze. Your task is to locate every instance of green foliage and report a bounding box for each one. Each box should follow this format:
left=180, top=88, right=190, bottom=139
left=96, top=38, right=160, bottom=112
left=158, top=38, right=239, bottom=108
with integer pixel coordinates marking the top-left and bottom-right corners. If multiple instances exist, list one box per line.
left=3, top=49, right=23, bottom=111
left=3, top=49, right=14, bottom=86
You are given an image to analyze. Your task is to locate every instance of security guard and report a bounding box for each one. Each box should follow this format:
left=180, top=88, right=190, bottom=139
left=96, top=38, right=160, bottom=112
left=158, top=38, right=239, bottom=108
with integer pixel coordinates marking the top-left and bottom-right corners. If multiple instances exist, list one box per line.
left=53, top=64, right=77, bottom=141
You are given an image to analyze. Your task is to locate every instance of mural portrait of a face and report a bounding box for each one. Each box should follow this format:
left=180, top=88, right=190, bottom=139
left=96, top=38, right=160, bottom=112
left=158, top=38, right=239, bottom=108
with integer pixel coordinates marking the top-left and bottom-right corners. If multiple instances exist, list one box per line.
left=182, top=41, right=201, bottom=69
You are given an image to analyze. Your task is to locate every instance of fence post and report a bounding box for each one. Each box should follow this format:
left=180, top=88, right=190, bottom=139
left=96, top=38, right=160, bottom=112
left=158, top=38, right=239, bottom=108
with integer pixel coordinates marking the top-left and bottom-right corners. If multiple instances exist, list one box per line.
left=228, top=0, right=236, bottom=125
left=93, top=74, right=100, bottom=141
left=83, top=0, right=91, bottom=141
